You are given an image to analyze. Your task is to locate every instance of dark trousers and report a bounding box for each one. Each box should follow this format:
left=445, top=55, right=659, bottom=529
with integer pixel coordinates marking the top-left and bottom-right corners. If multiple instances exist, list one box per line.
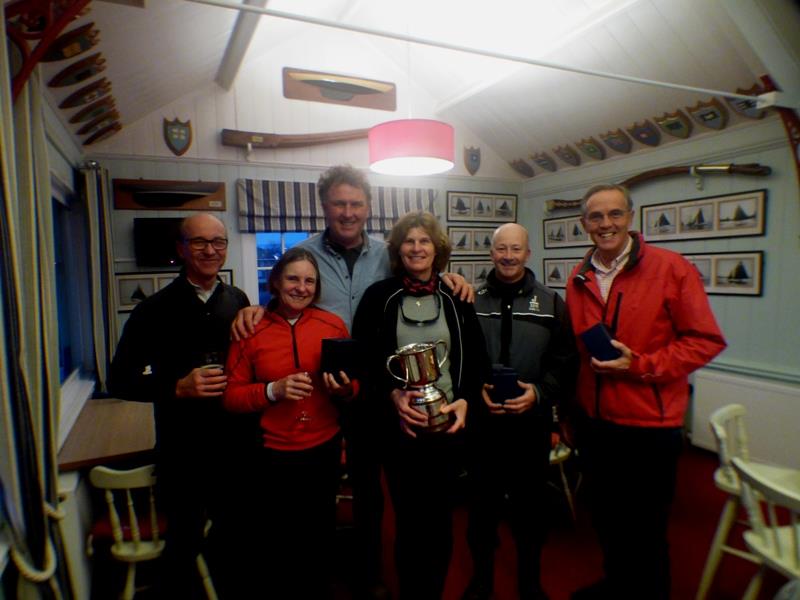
left=578, top=418, right=683, bottom=600
left=248, top=434, right=342, bottom=600
left=466, top=421, right=550, bottom=596
left=345, top=405, right=389, bottom=589
left=384, top=431, right=463, bottom=600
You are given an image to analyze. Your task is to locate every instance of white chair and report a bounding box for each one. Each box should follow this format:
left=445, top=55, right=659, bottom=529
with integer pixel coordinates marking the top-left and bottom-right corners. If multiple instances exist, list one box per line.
left=549, top=442, right=578, bottom=524
left=696, top=404, right=800, bottom=600
left=733, top=456, right=800, bottom=600
left=89, top=464, right=218, bottom=600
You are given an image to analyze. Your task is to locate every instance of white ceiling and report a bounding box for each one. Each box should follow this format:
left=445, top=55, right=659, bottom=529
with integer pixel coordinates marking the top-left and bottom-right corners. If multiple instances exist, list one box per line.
left=38, top=0, right=800, bottom=174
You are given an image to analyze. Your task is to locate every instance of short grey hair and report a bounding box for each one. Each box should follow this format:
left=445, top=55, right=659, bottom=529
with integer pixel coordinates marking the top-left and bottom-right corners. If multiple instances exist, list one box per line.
left=580, top=184, right=633, bottom=215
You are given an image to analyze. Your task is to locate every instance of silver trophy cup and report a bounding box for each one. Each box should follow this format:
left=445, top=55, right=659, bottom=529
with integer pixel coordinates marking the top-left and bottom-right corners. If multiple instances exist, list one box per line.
left=386, top=339, right=451, bottom=432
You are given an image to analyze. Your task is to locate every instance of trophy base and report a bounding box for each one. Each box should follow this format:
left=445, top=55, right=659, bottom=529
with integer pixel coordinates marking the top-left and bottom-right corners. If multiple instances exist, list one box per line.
left=410, top=385, right=452, bottom=433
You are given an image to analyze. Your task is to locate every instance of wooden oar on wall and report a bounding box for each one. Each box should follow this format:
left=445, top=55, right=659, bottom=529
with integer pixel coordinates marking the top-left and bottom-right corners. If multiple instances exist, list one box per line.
left=221, top=128, right=368, bottom=150
left=545, top=163, right=772, bottom=212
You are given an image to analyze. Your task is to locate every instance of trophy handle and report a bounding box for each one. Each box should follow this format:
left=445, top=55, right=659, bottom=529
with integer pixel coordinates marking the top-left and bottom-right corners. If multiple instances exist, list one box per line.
left=386, top=354, right=409, bottom=384
left=434, top=339, right=449, bottom=369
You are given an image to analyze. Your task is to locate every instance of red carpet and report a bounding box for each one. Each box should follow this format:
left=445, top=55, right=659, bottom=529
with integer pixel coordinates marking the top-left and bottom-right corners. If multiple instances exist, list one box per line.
left=351, top=443, right=789, bottom=600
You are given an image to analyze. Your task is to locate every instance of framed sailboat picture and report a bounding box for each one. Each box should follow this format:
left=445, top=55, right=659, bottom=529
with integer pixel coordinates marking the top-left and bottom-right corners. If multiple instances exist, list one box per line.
left=542, top=257, right=583, bottom=289
left=542, top=216, right=593, bottom=249
left=683, top=251, right=763, bottom=296
left=641, top=190, right=766, bottom=242
left=447, top=191, right=517, bottom=223
left=448, top=226, right=497, bottom=256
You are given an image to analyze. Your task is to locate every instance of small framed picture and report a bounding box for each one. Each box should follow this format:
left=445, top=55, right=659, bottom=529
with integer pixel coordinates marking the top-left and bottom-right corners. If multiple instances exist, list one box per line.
left=448, top=226, right=496, bottom=256
left=543, top=217, right=593, bottom=249
left=116, top=274, right=157, bottom=312
left=447, top=191, right=517, bottom=223
left=542, top=257, right=583, bottom=289
left=116, top=269, right=234, bottom=311
left=641, top=190, right=766, bottom=242
left=448, top=260, right=493, bottom=286
left=683, top=251, right=763, bottom=296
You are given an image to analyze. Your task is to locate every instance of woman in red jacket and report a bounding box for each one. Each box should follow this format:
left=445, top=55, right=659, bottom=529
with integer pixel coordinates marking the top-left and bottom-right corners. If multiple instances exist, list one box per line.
left=224, top=247, right=355, bottom=599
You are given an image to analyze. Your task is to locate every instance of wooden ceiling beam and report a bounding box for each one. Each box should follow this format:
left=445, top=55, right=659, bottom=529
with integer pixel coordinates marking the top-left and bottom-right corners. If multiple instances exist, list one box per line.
left=215, top=0, right=268, bottom=91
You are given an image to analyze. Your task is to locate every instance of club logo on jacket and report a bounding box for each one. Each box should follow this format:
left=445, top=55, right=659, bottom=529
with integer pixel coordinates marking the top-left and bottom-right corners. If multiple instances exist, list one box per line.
left=529, top=296, right=540, bottom=312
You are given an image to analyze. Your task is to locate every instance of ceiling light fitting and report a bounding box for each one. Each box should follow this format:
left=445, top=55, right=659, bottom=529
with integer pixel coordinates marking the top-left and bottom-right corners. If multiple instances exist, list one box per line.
left=368, top=119, right=454, bottom=176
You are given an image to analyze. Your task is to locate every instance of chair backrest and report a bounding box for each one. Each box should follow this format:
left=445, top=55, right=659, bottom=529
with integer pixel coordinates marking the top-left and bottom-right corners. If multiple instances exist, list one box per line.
left=89, top=464, right=162, bottom=552
left=709, top=403, right=749, bottom=489
left=732, top=456, right=800, bottom=575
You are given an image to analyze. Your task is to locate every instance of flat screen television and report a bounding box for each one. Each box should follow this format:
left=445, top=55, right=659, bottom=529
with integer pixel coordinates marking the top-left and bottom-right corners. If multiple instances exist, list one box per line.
left=133, top=217, right=183, bottom=267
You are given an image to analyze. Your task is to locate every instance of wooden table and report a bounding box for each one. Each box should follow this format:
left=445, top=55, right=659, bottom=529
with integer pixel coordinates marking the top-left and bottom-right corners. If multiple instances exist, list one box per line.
left=58, top=398, right=155, bottom=471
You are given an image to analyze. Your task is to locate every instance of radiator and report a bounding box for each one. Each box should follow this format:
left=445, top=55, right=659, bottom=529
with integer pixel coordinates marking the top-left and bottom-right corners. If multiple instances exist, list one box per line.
left=691, top=368, right=800, bottom=469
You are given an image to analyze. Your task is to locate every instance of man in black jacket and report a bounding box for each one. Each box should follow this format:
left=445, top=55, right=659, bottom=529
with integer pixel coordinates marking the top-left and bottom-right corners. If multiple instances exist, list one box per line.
left=110, top=213, right=251, bottom=598
left=462, top=223, right=577, bottom=600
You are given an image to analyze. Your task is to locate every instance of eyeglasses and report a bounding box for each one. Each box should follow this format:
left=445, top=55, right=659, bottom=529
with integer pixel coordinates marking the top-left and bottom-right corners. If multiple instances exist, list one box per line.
left=400, top=294, right=441, bottom=326
left=184, top=237, right=228, bottom=251
left=584, top=209, right=630, bottom=225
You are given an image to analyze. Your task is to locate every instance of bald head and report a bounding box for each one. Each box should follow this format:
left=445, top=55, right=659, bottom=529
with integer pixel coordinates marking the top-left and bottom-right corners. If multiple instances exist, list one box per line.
left=177, top=213, right=228, bottom=289
left=490, top=223, right=531, bottom=284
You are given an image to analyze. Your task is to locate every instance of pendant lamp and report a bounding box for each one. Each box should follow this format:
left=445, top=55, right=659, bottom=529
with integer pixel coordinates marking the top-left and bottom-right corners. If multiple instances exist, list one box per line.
left=368, top=119, right=454, bottom=176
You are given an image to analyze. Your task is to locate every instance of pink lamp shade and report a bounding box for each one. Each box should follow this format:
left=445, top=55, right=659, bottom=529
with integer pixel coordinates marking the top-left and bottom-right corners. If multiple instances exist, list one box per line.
left=369, top=119, right=454, bottom=176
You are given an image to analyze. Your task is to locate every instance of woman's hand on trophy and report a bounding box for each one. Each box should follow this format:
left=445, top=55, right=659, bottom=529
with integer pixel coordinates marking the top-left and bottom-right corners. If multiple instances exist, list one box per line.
left=391, top=388, right=428, bottom=437
left=273, top=372, right=314, bottom=402
left=442, top=398, right=468, bottom=433
left=323, top=371, right=354, bottom=397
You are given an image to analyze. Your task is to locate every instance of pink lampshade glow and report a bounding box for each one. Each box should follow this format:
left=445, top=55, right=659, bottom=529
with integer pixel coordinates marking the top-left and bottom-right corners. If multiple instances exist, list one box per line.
left=368, top=119, right=455, bottom=176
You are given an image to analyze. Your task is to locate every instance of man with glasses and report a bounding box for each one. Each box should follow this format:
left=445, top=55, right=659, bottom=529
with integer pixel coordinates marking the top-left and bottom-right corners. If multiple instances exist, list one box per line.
left=110, top=213, right=252, bottom=598
left=566, top=185, right=726, bottom=600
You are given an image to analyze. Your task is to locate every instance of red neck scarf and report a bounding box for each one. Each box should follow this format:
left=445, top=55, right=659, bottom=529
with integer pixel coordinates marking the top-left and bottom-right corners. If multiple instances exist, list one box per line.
left=402, top=272, right=439, bottom=296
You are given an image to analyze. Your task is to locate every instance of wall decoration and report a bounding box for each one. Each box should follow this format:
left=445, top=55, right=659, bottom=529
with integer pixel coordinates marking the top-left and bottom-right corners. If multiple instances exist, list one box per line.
left=449, top=226, right=496, bottom=256
left=47, top=52, right=106, bottom=87
left=626, top=119, right=661, bottom=147
left=42, top=23, right=99, bottom=62
left=114, top=179, right=226, bottom=211
left=448, top=260, right=493, bottom=287
left=640, top=189, right=766, bottom=242
left=509, top=159, right=534, bottom=178
left=447, top=192, right=517, bottom=223
left=69, top=96, right=116, bottom=123
left=164, top=118, right=192, bottom=156
left=82, top=122, right=121, bottom=146
left=683, top=252, right=763, bottom=296
left=576, top=137, right=606, bottom=161
left=655, top=109, right=693, bottom=139
left=531, top=152, right=557, bottom=172
left=116, top=270, right=233, bottom=311
left=283, top=67, right=396, bottom=111
left=58, top=77, right=112, bottom=108
left=464, top=147, right=481, bottom=175
left=76, top=111, right=119, bottom=136
left=553, top=145, right=581, bottom=167
left=221, top=127, right=368, bottom=150
left=600, top=129, right=632, bottom=154
left=543, top=216, right=592, bottom=249
left=726, top=84, right=767, bottom=119
left=542, top=257, right=583, bottom=289
left=687, top=98, right=729, bottom=130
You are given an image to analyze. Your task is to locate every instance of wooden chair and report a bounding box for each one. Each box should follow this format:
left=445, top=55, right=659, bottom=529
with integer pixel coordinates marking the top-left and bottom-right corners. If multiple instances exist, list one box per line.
left=89, top=464, right=218, bottom=600
left=733, top=456, right=800, bottom=600
left=696, top=404, right=800, bottom=600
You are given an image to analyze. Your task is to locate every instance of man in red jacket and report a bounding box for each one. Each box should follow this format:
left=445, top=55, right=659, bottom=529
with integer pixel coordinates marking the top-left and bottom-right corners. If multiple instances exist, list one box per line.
left=566, top=184, right=726, bottom=600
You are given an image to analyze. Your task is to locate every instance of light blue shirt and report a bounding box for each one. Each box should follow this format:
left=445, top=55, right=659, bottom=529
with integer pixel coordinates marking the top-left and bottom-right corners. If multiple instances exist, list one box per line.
left=299, top=230, right=391, bottom=332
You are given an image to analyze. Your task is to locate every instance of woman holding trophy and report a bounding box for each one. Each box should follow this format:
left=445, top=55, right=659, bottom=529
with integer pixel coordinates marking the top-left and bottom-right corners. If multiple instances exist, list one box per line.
left=353, top=211, right=488, bottom=599
left=223, top=247, right=355, bottom=599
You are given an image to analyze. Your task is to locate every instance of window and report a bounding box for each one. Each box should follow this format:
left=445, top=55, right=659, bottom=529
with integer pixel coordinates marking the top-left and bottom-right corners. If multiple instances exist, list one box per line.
left=52, top=194, right=92, bottom=382
left=255, top=232, right=309, bottom=305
